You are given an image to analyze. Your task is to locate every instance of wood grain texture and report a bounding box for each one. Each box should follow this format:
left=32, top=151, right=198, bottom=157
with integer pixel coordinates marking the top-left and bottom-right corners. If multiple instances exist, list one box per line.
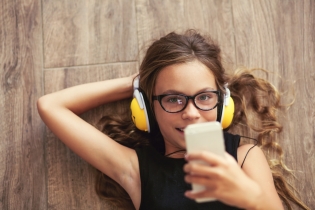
left=232, top=0, right=315, bottom=208
left=136, top=0, right=236, bottom=70
left=183, top=0, right=236, bottom=72
left=43, top=0, right=138, bottom=68
left=44, top=63, right=138, bottom=210
left=0, top=0, right=45, bottom=209
left=136, top=0, right=185, bottom=64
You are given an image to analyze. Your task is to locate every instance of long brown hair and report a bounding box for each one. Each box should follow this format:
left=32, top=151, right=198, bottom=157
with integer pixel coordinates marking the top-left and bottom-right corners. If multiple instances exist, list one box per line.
left=96, top=30, right=309, bottom=210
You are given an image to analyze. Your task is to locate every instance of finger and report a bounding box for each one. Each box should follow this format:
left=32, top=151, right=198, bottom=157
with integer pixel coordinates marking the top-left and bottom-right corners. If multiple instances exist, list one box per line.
left=185, top=151, right=228, bottom=166
left=183, top=162, right=217, bottom=177
left=184, top=174, right=217, bottom=189
left=185, top=189, right=216, bottom=200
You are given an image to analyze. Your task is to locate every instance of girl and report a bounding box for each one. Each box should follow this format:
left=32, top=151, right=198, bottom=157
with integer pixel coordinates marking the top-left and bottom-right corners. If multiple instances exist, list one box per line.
left=38, top=30, right=308, bottom=210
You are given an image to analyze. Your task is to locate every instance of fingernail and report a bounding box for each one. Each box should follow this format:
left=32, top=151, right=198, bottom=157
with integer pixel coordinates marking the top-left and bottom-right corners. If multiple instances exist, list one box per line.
left=185, top=153, right=189, bottom=159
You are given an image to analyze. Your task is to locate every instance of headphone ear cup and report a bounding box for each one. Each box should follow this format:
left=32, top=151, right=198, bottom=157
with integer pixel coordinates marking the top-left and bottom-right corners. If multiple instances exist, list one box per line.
left=130, top=89, right=156, bottom=133
left=130, top=96, right=149, bottom=132
left=221, top=96, right=234, bottom=129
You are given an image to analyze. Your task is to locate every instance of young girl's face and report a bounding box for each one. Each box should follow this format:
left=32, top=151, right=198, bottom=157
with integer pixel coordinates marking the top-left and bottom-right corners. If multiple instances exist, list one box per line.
left=153, top=60, right=218, bottom=154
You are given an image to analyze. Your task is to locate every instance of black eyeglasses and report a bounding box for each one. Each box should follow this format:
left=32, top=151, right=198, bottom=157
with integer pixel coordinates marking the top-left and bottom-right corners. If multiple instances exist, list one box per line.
left=152, top=91, right=220, bottom=113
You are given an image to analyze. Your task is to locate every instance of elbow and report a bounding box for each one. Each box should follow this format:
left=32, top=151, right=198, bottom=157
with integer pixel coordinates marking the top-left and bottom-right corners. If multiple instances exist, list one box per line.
left=37, top=95, right=52, bottom=117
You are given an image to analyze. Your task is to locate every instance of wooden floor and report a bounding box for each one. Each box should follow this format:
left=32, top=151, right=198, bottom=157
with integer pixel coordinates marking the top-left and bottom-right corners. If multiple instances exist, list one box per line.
left=1, top=0, right=314, bottom=209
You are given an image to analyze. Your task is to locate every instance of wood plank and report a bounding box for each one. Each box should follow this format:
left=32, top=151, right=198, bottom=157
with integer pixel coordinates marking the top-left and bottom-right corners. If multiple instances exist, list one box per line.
left=44, top=63, right=138, bottom=209
left=136, top=0, right=184, bottom=63
left=184, top=0, right=236, bottom=72
left=136, top=0, right=185, bottom=40
left=43, top=0, right=138, bottom=68
left=300, top=0, right=315, bottom=206
left=0, top=0, right=45, bottom=209
left=232, top=0, right=315, bottom=208
left=136, top=0, right=236, bottom=70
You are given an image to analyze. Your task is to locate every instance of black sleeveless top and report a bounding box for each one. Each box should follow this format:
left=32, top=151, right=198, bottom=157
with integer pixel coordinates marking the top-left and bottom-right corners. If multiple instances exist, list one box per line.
left=135, top=132, right=242, bottom=210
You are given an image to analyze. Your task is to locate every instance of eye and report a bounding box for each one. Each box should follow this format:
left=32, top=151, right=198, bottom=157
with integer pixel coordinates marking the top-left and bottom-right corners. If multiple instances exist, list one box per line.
left=167, top=97, right=178, bottom=103
left=197, top=93, right=212, bottom=100
left=163, top=95, right=184, bottom=104
left=167, top=97, right=180, bottom=103
left=196, top=92, right=217, bottom=103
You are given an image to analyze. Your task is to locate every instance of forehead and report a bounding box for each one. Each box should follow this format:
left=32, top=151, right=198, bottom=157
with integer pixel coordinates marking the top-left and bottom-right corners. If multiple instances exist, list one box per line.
left=154, top=60, right=217, bottom=95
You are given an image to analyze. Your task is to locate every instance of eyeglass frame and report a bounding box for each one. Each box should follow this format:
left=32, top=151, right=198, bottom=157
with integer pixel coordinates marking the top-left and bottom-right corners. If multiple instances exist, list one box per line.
left=152, top=90, right=221, bottom=113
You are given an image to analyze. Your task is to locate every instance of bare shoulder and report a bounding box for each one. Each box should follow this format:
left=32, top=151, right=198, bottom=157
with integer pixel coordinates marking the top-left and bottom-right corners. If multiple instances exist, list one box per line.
left=237, top=144, right=273, bottom=183
left=237, top=144, right=267, bottom=167
left=237, top=145, right=283, bottom=208
left=237, top=144, right=273, bottom=180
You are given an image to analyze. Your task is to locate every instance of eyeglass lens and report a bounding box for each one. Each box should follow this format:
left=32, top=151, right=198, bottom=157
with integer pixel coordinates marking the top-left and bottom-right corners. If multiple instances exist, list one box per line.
left=160, top=92, right=218, bottom=112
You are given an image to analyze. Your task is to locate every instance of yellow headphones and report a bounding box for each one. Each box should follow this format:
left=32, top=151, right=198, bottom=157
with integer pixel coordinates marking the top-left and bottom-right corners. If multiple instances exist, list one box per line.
left=219, top=85, right=235, bottom=129
left=130, top=76, right=153, bottom=132
left=130, top=76, right=235, bottom=132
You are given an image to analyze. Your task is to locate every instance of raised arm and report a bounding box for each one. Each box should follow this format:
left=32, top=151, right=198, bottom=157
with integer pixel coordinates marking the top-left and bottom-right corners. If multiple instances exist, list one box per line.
left=37, top=75, right=141, bottom=208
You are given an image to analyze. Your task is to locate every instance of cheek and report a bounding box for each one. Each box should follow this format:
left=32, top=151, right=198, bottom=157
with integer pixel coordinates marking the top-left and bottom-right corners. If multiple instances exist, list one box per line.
left=154, top=102, right=169, bottom=125
left=153, top=103, right=177, bottom=134
left=153, top=101, right=164, bottom=126
left=203, top=108, right=218, bottom=121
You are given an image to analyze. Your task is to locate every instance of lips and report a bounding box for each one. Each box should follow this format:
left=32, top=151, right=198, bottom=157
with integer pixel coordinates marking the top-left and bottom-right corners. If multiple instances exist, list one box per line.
left=176, top=128, right=185, bottom=132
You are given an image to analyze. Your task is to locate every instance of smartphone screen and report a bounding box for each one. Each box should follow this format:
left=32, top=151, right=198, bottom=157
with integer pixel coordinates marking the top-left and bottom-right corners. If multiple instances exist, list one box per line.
left=184, top=121, right=225, bottom=202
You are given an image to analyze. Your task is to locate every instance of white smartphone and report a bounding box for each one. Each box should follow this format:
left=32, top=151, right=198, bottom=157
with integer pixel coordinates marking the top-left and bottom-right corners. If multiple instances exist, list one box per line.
left=184, top=121, right=225, bottom=203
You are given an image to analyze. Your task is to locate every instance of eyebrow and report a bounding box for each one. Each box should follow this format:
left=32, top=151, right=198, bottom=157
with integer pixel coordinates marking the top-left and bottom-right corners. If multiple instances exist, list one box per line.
left=160, top=87, right=216, bottom=95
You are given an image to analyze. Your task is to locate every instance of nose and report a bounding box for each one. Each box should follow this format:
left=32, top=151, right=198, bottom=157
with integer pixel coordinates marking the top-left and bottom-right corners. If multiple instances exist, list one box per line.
left=182, top=100, right=200, bottom=120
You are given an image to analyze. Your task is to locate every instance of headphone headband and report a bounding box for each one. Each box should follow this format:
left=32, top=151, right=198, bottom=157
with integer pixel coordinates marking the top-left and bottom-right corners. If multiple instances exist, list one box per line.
left=133, top=75, right=140, bottom=90
left=223, top=84, right=230, bottom=106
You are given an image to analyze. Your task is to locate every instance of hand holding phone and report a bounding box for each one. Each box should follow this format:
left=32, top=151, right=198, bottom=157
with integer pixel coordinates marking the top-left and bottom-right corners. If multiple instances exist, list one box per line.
left=184, top=121, right=225, bottom=202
